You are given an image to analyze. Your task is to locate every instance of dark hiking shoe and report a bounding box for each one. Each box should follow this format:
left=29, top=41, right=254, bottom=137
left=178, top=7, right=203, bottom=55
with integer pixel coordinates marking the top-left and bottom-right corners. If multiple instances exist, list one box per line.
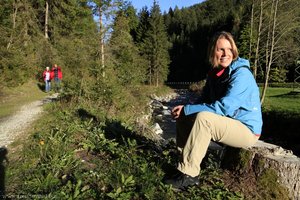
left=164, top=171, right=199, bottom=191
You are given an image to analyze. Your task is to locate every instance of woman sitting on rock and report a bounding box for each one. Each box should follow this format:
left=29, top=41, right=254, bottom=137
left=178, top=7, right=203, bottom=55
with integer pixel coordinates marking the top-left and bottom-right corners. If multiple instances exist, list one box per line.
left=164, top=31, right=263, bottom=191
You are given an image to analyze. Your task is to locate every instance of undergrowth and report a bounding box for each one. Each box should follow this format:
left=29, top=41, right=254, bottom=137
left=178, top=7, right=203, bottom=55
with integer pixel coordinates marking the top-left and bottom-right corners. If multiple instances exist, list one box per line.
left=0, top=80, right=47, bottom=119
left=4, top=89, right=243, bottom=199
left=3, top=84, right=298, bottom=199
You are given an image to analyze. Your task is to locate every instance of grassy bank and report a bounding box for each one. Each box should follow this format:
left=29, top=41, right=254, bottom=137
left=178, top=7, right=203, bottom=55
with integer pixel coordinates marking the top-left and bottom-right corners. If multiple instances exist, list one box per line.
left=2, top=86, right=298, bottom=199
left=262, top=87, right=300, bottom=116
left=0, top=80, right=47, bottom=120
left=261, top=87, right=300, bottom=157
left=3, top=84, right=242, bottom=199
left=5, top=104, right=239, bottom=199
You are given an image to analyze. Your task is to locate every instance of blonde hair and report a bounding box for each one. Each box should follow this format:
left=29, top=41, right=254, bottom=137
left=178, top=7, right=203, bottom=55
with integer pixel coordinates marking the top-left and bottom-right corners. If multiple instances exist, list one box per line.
left=208, top=31, right=239, bottom=67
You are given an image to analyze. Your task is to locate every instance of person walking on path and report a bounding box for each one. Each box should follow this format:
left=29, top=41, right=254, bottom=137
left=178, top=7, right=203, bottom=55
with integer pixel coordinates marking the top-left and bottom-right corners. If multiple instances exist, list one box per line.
left=51, top=64, right=63, bottom=92
left=164, top=31, right=263, bottom=191
left=42, top=67, right=52, bottom=92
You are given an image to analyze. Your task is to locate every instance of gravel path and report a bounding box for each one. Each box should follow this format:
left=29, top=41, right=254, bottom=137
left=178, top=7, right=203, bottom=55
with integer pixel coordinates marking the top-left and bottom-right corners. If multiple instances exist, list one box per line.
left=0, top=93, right=58, bottom=147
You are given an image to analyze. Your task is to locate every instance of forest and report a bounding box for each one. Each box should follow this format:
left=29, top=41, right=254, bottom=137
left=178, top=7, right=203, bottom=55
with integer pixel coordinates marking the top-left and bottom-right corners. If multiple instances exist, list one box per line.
left=1, top=0, right=300, bottom=92
left=1, top=0, right=300, bottom=199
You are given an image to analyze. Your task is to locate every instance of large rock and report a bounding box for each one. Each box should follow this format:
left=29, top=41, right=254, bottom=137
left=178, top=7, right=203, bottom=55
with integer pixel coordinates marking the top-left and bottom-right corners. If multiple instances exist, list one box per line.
left=222, top=140, right=300, bottom=199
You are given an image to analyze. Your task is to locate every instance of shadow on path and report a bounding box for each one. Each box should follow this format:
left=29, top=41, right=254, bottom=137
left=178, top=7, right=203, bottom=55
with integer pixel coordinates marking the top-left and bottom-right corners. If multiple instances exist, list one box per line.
left=0, top=147, right=8, bottom=197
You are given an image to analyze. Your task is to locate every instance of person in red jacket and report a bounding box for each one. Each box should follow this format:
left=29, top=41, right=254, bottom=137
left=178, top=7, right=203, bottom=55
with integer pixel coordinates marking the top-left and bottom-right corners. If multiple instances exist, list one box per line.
left=51, top=64, right=63, bottom=92
left=42, top=67, right=52, bottom=92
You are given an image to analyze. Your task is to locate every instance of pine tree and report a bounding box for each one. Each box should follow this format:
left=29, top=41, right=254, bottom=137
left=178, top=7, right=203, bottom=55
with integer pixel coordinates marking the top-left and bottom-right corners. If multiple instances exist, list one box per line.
left=135, top=7, right=150, bottom=44
left=109, top=10, right=146, bottom=86
left=0, top=0, right=42, bottom=86
left=89, top=0, right=124, bottom=79
left=139, top=1, right=170, bottom=86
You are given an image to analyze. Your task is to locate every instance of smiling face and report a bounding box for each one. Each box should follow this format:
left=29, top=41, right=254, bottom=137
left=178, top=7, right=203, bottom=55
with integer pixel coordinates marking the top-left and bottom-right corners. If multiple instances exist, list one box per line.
left=208, top=32, right=238, bottom=68
left=215, top=38, right=233, bottom=68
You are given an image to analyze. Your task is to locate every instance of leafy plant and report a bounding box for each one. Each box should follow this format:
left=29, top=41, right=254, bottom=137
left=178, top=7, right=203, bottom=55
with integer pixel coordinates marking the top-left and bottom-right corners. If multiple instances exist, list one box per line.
left=107, top=174, right=135, bottom=199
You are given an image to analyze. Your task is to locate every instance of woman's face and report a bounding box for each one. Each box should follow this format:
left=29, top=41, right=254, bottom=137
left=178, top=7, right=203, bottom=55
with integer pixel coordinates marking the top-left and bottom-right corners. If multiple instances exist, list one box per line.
left=215, top=38, right=233, bottom=68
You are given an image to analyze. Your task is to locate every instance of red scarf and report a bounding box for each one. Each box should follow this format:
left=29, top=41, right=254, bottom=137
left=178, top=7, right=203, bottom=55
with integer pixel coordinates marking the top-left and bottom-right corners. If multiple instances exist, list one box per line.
left=209, top=67, right=226, bottom=78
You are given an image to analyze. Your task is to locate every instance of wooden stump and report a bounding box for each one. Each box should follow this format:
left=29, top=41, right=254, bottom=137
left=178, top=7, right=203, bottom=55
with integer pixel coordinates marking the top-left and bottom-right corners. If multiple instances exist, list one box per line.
left=222, top=140, right=300, bottom=200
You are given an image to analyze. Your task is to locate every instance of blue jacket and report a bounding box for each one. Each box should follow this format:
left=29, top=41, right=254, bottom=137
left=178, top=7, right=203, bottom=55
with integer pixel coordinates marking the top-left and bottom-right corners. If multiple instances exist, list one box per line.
left=184, top=57, right=263, bottom=134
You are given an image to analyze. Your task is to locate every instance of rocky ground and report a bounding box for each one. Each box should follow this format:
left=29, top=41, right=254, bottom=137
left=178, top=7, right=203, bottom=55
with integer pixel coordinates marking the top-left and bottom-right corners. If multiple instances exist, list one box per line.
left=148, top=89, right=224, bottom=151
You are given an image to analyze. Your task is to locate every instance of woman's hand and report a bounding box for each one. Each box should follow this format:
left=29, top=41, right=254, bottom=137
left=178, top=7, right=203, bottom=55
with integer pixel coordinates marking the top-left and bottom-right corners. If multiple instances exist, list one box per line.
left=171, top=105, right=184, bottom=119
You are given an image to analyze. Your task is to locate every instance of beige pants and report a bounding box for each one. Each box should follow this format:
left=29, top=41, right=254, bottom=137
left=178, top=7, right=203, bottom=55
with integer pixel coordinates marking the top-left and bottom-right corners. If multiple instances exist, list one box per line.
left=176, top=111, right=259, bottom=177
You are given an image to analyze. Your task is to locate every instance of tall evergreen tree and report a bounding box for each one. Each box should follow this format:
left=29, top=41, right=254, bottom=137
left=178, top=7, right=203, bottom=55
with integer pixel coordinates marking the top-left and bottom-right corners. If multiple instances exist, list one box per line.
left=0, top=0, right=100, bottom=89
left=0, top=0, right=42, bottom=86
left=135, top=7, right=150, bottom=44
left=122, top=3, right=139, bottom=40
left=109, top=10, right=146, bottom=86
left=140, top=1, right=170, bottom=86
left=89, top=0, right=124, bottom=78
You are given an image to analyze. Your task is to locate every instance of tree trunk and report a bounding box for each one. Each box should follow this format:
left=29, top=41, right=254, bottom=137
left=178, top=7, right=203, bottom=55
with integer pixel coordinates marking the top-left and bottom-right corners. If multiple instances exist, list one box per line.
left=23, top=1, right=29, bottom=47
left=99, top=2, right=105, bottom=78
left=249, top=0, right=254, bottom=60
left=222, top=141, right=300, bottom=199
left=253, top=0, right=263, bottom=79
left=44, top=0, right=49, bottom=39
left=149, top=60, right=152, bottom=85
left=156, top=70, right=158, bottom=87
left=7, top=0, right=18, bottom=49
left=261, top=0, right=278, bottom=104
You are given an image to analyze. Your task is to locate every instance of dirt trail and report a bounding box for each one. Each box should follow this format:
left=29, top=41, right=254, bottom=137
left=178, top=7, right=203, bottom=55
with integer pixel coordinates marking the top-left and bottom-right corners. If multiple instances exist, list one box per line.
left=0, top=93, right=58, bottom=147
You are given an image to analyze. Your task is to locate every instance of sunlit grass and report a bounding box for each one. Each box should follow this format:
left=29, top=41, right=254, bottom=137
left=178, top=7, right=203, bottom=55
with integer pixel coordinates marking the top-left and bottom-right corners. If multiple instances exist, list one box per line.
left=262, top=87, right=300, bottom=116
left=0, top=80, right=47, bottom=119
left=5, top=85, right=298, bottom=199
left=5, top=84, right=242, bottom=199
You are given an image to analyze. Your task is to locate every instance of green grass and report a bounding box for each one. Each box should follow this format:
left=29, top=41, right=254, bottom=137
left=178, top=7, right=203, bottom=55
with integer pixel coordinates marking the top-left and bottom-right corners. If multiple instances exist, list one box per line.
left=4, top=84, right=244, bottom=199
left=6, top=106, right=243, bottom=199
left=0, top=80, right=47, bottom=119
left=4, top=86, right=297, bottom=199
left=260, top=87, right=300, bottom=158
left=262, top=87, right=300, bottom=115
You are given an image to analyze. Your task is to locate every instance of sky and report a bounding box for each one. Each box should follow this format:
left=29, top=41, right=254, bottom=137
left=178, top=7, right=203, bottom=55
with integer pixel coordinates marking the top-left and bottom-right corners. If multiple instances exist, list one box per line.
left=129, top=0, right=205, bottom=13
